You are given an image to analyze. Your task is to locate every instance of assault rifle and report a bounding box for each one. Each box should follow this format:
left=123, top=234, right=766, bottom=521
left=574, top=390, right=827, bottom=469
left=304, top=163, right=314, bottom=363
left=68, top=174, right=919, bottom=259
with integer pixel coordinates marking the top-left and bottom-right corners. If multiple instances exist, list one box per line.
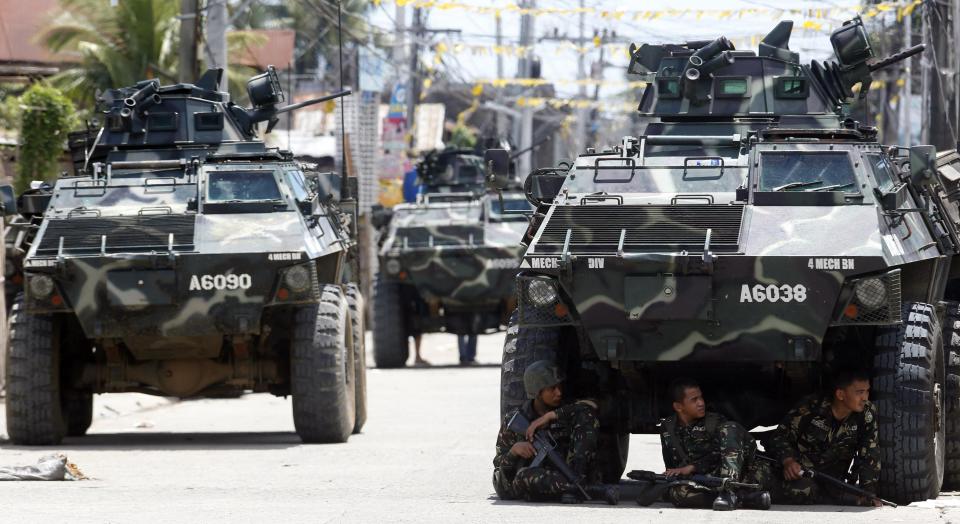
left=802, top=468, right=896, bottom=508
left=506, top=411, right=590, bottom=501
left=626, top=469, right=761, bottom=506
left=757, top=454, right=897, bottom=507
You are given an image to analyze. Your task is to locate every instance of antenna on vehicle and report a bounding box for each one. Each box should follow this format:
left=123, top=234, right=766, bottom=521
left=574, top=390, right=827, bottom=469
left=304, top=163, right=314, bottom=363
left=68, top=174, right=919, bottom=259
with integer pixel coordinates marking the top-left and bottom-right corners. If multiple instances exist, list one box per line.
left=337, top=0, right=352, bottom=202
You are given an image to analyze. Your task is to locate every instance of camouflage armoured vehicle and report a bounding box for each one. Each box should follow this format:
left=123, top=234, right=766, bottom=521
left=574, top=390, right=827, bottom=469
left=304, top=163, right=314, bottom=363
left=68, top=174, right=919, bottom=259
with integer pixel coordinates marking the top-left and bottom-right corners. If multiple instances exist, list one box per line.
left=4, top=68, right=367, bottom=445
left=372, top=148, right=529, bottom=367
left=491, top=18, right=955, bottom=503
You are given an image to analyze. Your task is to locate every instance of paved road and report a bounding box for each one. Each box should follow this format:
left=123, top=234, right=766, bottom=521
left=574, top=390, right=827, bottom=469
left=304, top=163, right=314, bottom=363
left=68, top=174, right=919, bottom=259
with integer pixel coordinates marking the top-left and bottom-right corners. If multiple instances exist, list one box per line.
left=0, top=333, right=958, bottom=523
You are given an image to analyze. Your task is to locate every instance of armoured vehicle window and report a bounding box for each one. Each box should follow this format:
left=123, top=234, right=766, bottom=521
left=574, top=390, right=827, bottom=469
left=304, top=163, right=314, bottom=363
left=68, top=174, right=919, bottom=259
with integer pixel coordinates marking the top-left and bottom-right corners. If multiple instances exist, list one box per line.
left=657, top=78, right=681, bottom=99
left=758, top=152, right=858, bottom=193
left=489, top=198, right=531, bottom=221
left=284, top=170, right=310, bottom=201
left=863, top=154, right=897, bottom=191
left=207, top=171, right=282, bottom=201
left=775, top=77, right=809, bottom=98
left=716, top=77, right=748, bottom=97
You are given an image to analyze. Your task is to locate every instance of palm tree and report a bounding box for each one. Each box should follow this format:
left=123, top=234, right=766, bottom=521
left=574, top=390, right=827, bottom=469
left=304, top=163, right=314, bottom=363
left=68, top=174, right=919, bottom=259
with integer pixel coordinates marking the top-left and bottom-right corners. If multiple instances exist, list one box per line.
left=43, top=0, right=179, bottom=106
left=43, top=0, right=265, bottom=108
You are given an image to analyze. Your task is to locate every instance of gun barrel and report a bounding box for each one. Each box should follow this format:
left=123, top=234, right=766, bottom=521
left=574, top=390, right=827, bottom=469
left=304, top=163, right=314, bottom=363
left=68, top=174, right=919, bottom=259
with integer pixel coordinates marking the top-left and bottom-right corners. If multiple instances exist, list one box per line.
left=803, top=469, right=898, bottom=507
left=869, top=44, right=925, bottom=72
left=275, top=89, right=353, bottom=115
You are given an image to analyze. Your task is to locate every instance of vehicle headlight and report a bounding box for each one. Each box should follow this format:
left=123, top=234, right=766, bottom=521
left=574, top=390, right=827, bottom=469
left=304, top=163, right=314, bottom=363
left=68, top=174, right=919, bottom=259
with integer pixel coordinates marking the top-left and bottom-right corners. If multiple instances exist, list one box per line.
left=854, top=278, right=887, bottom=309
left=28, top=274, right=55, bottom=298
left=284, top=264, right=311, bottom=292
left=526, top=279, right=558, bottom=307
left=385, top=259, right=401, bottom=275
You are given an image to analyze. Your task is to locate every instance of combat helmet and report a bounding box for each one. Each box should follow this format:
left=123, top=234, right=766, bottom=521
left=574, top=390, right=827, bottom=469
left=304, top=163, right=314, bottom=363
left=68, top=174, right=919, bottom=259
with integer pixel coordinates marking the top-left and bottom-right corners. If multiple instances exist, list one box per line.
left=524, top=360, right=565, bottom=399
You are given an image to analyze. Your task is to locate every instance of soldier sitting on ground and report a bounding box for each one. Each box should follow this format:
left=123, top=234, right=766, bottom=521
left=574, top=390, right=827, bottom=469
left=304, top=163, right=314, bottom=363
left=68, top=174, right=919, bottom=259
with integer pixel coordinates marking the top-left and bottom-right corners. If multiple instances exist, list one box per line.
left=767, top=369, right=881, bottom=506
left=659, top=378, right=772, bottom=511
left=492, top=360, right=617, bottom=504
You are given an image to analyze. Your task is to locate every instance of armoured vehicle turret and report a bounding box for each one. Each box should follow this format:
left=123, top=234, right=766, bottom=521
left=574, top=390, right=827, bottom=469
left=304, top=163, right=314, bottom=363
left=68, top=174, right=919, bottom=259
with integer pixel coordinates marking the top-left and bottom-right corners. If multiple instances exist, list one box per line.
left=492, top=17, right=959, bottom=503
left=372, top=147, right=530, bottom=367
left=4, top=68, right=367, bottom=445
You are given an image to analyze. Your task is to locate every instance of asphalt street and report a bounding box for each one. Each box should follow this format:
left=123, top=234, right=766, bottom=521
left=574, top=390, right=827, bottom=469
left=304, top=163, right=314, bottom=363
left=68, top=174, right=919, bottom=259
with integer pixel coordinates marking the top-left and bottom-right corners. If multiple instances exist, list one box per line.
left=0, top=332, right=958, bottom=523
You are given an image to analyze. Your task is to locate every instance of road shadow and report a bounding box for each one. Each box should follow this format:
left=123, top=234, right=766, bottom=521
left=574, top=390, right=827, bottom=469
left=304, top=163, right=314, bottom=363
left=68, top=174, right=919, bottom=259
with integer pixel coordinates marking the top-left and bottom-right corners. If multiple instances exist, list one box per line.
left=0, top=431, right=309, bottom=451
left=369, top=363, right=501, bottom=370
left=487, top=494, right=881, bottom=512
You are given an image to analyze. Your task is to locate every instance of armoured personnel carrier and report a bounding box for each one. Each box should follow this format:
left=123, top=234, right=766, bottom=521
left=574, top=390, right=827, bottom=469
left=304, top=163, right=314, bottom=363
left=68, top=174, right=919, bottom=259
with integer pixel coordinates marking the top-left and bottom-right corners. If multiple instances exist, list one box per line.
left=372, top=148, right=529, bottom=367
left=491, top=18, right=955, bottom=503
left=4, top=68, right=367, bottom=445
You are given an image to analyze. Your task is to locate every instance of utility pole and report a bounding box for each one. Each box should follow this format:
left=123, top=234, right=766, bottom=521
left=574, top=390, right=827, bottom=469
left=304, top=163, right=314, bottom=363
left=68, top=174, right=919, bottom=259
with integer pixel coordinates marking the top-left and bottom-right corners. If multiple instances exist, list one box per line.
left=178, top=0, right=199, bottom=83
left=204, top=0, right=228, bottom=91
left=495, top=14, right=506, bottom=138
left=405, top=11, right=461, bottom=151
left=518, top=0, right=536, bottom=177
left=406, top=7, right=422, bottom=132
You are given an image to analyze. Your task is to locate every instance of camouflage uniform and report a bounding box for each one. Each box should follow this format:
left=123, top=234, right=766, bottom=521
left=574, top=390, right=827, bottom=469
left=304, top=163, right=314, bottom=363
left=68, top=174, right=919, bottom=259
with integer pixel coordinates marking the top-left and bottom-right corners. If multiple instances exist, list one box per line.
left=660, top=412, right=771, bottom=507
left=493, top=400, right=599, bottom=501
left=767, top=395, right=880, bottom=505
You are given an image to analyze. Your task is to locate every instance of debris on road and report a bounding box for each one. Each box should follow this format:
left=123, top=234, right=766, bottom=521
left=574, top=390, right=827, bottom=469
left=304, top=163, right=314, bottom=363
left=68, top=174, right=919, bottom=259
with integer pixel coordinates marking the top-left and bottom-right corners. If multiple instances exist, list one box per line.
left=0, top=454, right=88, bottom=481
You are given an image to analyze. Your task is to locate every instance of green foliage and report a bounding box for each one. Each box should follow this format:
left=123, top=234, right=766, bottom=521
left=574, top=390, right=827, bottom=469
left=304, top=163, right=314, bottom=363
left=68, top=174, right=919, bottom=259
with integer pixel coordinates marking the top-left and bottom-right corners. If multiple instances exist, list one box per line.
left=43, top=0, right=305, bottom=109
left=17, top=84, right=75, bottom=192
left=448, top=124, right=477, bottom=149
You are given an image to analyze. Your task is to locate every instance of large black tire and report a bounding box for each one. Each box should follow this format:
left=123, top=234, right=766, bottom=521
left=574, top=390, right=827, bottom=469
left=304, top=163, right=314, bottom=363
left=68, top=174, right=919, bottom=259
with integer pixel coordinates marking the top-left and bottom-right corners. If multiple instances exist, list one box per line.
left=941, top=301, right=960, bottom=489
left=372, top=275, right=409, bottom=368
left=598, top=431, right=630, bottom=483
left=499, top=309, right=559, bottom=419
left=5, top=296, right=65, bottom=445
left=291, top=284, right=356, bottom=443
left=345, top=283, right=367, bottom=434
left=874, top=302, right=946, bottom=503
left=62, top=390, right=93, bottom=437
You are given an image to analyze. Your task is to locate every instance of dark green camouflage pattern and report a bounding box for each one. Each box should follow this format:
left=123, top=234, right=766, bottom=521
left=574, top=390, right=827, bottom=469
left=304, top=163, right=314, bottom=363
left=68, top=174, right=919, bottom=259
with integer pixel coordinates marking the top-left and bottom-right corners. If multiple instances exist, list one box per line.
left=493, top=400, right=599, bottom=500
left=660, top=412, right=770, bottom=507
left=767, top=395, right=880, bottom=502
left=378, top=191, right=527, bottom=333
left=14, top=70, right=356, bottom=396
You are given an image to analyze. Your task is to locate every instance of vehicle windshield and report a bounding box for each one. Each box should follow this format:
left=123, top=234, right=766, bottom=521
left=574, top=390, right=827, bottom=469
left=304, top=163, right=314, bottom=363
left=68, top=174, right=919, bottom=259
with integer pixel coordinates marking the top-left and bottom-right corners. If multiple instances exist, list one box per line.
left=207, top=171, right=282, bottom=201
left=758, top=151, right=858, bottom=192
left=489, top=197, right=531, bottom=221
left=569, top=146, right=744, bottom=194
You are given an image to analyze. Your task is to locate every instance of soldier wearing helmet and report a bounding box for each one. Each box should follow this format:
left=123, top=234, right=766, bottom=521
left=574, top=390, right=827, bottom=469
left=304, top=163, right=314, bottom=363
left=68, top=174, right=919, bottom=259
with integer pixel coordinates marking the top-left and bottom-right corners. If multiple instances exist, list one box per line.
left=492, top=360, right=611, bottom=503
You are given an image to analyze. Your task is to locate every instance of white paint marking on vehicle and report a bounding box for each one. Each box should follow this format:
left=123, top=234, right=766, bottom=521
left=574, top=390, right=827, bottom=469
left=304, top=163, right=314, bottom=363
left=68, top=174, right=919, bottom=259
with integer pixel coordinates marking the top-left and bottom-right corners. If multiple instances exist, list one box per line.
left=189, top=273, right=253, bottom=291
left=739, top=284, right=807, bottom=303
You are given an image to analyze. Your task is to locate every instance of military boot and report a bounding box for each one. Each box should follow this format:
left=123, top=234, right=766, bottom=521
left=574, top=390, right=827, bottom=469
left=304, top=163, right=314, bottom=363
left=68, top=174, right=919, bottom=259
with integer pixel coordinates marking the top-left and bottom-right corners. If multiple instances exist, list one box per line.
left=739, top=490, right=771, bottom=510
left=585, top=484, right=620, bottom=506
left=712, top=491, right=738, bottom=511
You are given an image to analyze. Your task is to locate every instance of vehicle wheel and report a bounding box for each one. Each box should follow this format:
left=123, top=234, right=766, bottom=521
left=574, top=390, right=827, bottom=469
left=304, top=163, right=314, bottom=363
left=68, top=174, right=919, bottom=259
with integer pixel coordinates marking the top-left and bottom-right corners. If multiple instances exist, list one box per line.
left=5, top=295, right=65, bottom=445
left=941, top=301, right=960, bottom=490
left=345, top=283, right=367, bottom=434
left=874, top=302, right=946, bottom=503
left=372, top=275, right=409, bottom=368
left=291, top=284, right=356, bottom=443
left=62, top=389, right=93, bottom=437
left=499, top=309, right=560, bottom=419
left=598, top=431, right=630, bottom=483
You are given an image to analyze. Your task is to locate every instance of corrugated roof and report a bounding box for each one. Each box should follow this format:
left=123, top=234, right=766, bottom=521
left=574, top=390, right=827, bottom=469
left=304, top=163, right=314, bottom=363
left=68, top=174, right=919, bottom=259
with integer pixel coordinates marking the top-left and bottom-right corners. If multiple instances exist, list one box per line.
left=231, top=28, right=295, bottom=70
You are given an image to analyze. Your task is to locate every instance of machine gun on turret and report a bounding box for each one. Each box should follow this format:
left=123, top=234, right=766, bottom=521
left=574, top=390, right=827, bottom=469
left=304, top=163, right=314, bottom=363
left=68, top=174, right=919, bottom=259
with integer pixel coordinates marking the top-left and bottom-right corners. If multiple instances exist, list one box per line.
left=227, top=65, right=351, bottom=136
left=809, top=16, right=924, bottom=106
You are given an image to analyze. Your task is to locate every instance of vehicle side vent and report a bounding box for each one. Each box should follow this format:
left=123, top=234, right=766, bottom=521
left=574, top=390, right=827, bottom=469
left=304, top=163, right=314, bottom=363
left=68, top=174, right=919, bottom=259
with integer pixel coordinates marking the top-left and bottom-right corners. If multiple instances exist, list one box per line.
left=36, top=215, right=196, bottom=255
left=536, top=204, right=744, bottom=254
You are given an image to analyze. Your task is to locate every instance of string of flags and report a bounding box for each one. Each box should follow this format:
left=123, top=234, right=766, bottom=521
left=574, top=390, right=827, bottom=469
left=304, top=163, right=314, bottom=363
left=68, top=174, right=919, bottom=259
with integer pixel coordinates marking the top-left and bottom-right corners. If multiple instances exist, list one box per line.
left=371, top=0, right=921, bottom=23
